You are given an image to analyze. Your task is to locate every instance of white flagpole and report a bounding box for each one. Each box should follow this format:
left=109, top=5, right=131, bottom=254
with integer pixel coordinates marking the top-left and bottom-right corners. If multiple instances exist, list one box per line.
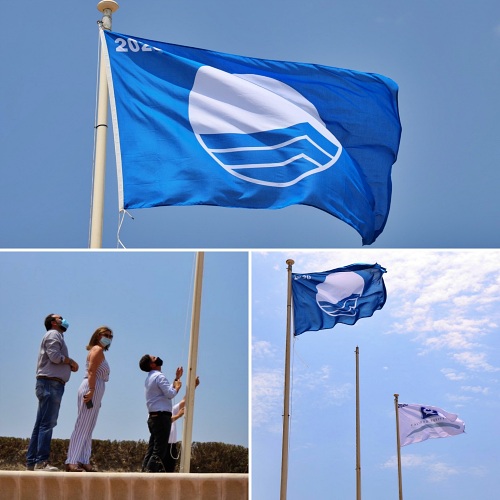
left=179, top=252, right=205, bottom=472
left=280, top=258, right=294, bottom=500
left=90, top=1, right=119, bottom=248
left=355, top=346, right=362, bottom=500
left=394, top=394, right=404, bottom=500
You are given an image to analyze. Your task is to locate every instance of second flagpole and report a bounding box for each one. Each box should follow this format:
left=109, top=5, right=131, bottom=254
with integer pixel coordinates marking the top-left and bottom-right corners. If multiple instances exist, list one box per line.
left=355, top=346, right=362, bottom=500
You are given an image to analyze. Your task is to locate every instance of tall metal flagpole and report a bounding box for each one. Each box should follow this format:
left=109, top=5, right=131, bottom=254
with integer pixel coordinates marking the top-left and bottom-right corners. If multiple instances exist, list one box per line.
left=280, top=259, right=295, bottom=500
left=355, top=346, right=362, bottom=500
left=90, top=1, right=119, bottom=248
left=179, top=252, right=204, bottom=472
left=394, top=394, right=404, bottom=500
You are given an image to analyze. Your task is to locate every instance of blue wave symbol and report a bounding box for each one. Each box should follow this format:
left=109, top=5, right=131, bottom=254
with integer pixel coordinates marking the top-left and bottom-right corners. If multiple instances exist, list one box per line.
left=189, top=68, right=343, bottom=187
left=317, top=295, right=360, bottom=317
left=200, top=122, right=340, bottom=185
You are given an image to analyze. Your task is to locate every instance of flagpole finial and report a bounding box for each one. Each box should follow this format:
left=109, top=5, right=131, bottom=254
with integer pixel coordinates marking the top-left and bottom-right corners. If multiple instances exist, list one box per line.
left=97, top=1, right=119, bottom=30
left=97, top=0, right=119, bottom=12
left=286, top=259, right=295, bottom=266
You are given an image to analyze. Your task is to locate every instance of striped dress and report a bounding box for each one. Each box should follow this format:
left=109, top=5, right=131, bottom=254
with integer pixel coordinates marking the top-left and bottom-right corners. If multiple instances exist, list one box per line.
left=65, top=357, right=110, bottom=465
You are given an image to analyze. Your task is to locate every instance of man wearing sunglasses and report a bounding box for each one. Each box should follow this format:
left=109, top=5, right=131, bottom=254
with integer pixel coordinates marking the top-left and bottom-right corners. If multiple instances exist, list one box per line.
left=139, top=354, right=183, bottom=472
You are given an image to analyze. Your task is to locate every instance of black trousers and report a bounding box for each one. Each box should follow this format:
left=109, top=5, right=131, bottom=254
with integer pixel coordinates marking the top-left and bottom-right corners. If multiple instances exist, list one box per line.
left=164, top=442, right=179, bottom=473
left=142, top=411, right=172, bottom=472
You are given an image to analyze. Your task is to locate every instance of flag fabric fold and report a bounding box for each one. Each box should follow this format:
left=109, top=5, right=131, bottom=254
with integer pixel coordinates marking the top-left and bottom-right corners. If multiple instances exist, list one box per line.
left=398, top=403, right=465, bottom=447
left=102, top=30, right=402, bottom=245
left=291, top=263, right=387, bottom=335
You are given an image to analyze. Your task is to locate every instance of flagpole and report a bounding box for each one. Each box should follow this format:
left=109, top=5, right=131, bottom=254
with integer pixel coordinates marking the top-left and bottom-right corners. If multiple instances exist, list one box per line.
left=280, top=259, right=294, bottom=500
left=355, top=346, right=361, bottom=500
left=90, top=1, right=119, bottom=248
left=179, top=251, right=204, bottom=472
left=394, top=394, right=403, bottom=500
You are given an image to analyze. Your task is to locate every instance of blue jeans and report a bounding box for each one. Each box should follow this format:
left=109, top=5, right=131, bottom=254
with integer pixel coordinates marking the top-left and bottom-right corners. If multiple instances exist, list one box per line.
left=26, top=379, right=65, bottom=465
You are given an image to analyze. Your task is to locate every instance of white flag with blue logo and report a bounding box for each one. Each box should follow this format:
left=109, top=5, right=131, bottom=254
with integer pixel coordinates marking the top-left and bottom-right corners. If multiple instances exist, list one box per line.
left=398, top=403, right=465, bottom=447
left=102, top=30, right=402, bottom=245
left=291, top=263, right=386, bottom=336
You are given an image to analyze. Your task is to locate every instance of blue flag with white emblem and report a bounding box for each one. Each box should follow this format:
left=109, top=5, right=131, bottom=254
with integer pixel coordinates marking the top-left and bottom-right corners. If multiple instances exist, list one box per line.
left=292, top=263, right=387, bottom=335
left=102, top=31, right=402, bottom=245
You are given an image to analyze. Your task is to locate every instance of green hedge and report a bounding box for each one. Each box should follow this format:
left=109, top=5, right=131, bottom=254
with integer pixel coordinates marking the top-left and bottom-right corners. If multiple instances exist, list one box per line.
left=0, top=437, right=248, bottom=473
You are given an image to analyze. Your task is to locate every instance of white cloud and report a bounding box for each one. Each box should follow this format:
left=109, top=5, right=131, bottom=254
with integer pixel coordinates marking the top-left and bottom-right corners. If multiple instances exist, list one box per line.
left=461, top=385, right=489, bottom=395
left=382, top=453, right=474, bottom=483
left=325, top=382, right=353, bottom=406
left=441, top=368, right=467, bottom=381
left=422, top=330, right=479, bottom=352
left=252, top=369, right=284, bottom=430
left=376, top=250, right=500, bottom=375
left=445, top=393, right=473, bottom=404
left=452, top=351, right=499, bottom=372
left=427, top=461, right=461, bottom=482
left=252, top=357, right=354, bottom=432
left=252, top=340, right=275, bottom=359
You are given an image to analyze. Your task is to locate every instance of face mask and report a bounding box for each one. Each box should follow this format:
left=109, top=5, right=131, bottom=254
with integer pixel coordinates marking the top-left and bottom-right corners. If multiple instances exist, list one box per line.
left=60, top=318, right=69, bottom=331
left=100, top=337, right=112, bottom=348
left=154, top=357, right=163, bottom=367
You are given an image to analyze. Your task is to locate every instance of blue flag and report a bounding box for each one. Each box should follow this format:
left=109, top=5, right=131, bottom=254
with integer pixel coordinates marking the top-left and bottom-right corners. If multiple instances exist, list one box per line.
left=102, top=30, right=402, bottom=245
left=292, top=263, right=387, bottom=335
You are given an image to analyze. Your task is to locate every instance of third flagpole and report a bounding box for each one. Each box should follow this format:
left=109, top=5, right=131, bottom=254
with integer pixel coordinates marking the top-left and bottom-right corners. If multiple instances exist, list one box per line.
left=355, top=346, right=361, bottom=500
left=394, top=394, right=403, bottom=500
left=280, top=258, right=294, bottom=500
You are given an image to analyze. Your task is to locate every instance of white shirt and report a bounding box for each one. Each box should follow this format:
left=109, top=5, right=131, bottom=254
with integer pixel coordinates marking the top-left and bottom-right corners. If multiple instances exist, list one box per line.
left=169, top=402, right=181, bottom=443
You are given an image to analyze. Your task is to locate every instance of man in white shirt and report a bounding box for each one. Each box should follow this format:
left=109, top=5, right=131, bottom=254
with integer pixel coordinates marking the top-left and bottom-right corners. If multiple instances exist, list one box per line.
left=139, top=354, right=182, bottom=472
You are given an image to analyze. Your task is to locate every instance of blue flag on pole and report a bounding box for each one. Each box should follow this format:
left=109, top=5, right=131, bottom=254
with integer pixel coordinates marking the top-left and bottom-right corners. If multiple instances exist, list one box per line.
left=292, top=263, right=387, bottom=335
left=102, top=30, right=402, bottom=245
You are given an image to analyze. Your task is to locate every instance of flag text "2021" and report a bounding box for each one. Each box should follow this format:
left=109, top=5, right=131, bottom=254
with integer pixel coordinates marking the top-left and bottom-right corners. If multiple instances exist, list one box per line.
left=114, top=37, right=161, bottom=53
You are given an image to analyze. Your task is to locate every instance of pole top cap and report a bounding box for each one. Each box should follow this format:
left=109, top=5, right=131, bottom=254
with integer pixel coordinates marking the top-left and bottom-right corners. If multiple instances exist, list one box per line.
left=97, top=0, right=119, bottom=13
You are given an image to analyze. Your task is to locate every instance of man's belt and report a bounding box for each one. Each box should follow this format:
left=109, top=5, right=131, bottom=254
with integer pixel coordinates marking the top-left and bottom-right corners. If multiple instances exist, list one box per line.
left=149, top=411, right=172, bottom=417
left=37, top=376, right=66, bottom=386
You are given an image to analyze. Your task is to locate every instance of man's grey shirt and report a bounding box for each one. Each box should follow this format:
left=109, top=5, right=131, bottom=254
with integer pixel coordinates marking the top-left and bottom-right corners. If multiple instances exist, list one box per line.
left=35, top=329, right=71, bottom=382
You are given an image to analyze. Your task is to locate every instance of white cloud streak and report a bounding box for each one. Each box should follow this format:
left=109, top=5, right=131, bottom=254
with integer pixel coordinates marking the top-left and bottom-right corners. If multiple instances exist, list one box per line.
left=381, top=452, right=484, bottom=482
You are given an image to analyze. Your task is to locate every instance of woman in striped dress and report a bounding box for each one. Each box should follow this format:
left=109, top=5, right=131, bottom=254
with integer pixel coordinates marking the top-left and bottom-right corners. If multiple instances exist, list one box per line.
left=65, top=326, right=112, bottom=472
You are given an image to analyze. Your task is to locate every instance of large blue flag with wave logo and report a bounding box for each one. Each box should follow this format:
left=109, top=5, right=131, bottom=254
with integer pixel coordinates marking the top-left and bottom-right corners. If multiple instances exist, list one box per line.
left=292, top=263, right=387, bottom=335
left=102, top=31, right=402, bottom=245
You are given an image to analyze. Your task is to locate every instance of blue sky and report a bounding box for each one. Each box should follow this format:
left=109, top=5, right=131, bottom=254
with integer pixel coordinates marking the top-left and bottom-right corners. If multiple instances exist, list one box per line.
left=1, top=1, right=499, bottom=248
left=252, top=250, right=500, bottom=500
left=0, top=251, right=248, bottom=447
